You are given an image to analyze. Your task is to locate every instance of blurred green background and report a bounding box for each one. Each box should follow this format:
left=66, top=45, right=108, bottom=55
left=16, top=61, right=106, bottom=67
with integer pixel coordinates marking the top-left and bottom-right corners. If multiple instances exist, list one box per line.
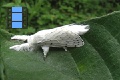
left=0, top=0, right=120, bottom=35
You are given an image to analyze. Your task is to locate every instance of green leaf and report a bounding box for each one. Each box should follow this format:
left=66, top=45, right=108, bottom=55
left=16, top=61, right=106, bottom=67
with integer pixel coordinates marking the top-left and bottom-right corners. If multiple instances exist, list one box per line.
left=2, top=3, right=15, bottom=7
left=70, top=11, right=120, bottom=80
left=15, top=0, right=22, bottom=4
left=0, top=30, right=80, bottom=80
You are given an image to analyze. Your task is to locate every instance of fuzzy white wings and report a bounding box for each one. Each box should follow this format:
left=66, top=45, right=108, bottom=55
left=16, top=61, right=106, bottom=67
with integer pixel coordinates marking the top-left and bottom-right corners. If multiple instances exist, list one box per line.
left=37, top=27, right=84, bottom=47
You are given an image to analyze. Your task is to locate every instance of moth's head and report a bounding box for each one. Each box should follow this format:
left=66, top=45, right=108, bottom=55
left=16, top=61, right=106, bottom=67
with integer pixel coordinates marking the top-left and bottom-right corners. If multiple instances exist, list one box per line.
left=78, top=25, right=90, bottom=35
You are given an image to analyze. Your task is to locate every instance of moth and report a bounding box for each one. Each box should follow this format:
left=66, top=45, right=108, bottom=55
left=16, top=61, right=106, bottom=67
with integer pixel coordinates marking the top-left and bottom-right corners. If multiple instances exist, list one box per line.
left=9, top=24, right=90, bottom=60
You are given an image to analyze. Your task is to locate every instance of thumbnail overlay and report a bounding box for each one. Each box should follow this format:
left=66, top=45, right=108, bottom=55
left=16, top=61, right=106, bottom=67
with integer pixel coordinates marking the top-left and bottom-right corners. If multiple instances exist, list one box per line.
left=7, top=7, right=28, bottom=29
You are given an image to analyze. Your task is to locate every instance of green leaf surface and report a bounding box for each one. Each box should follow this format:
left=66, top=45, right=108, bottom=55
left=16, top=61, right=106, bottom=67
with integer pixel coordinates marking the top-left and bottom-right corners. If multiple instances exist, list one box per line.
left=2, top=3, right=15, bottom=7
left=70, top=11, right=120, bottom=80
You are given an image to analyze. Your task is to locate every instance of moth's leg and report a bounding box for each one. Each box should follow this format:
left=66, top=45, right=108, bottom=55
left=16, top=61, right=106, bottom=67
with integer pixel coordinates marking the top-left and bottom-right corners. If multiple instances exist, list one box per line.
left=41, top=46, right=49, bottom=60
left=9, top=45, right=21, bottom=51
left=9, top=43, right=34, bottom=51
left=11, top=35, right=29, bottom=41
left=63, top=47, right=67, bottom=51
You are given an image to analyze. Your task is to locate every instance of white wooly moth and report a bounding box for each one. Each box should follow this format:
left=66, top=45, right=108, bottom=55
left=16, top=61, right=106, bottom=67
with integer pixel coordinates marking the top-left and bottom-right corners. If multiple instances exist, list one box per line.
left=9, top=23, right=90, bottom=60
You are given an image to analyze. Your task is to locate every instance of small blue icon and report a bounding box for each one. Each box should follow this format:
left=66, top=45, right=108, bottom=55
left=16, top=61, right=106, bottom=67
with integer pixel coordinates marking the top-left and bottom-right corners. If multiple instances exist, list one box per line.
left=6, top=7, right=28, bottom=29
left=12, top=7, right=22, bottom=12
left=11, top=7, right=23, bottom=28
left=12, top=22, right=22, bottom=28
left=12, top=13, right=22, bottom=21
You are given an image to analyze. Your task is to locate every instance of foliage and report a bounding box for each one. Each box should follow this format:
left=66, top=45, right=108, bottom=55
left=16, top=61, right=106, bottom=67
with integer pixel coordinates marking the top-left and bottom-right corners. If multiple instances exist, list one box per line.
left=71, top=11, right=120, bottom=80
left=0, top=0, right=120, bottom=34
left=1, top=0, right=120, bottom=80
left=1, top=11, right=120, bottom=80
